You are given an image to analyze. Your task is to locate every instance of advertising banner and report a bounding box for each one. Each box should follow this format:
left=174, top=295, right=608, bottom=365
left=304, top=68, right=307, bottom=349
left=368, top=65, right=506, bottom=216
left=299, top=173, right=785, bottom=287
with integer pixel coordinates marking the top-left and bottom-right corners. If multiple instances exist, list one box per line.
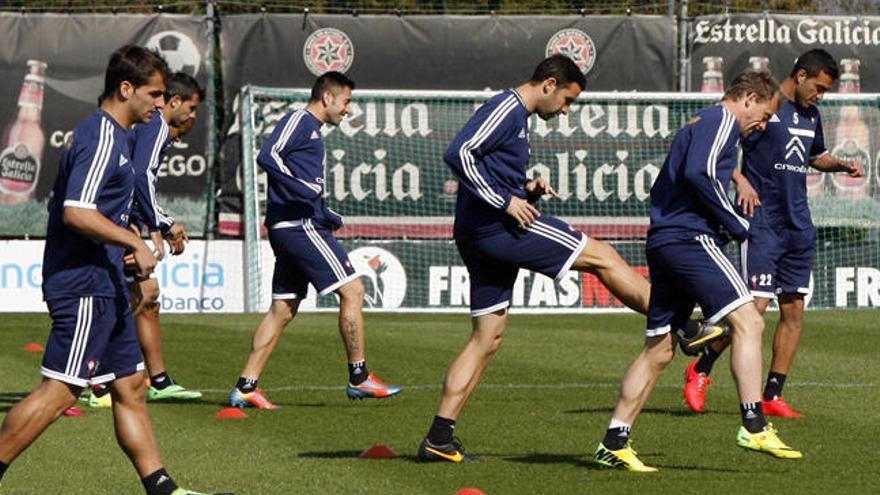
left=217, top=14, right=676, bottom=234
left=0, top=13, right=211, bottom=237
left=4, top=239, right=877, bottom=312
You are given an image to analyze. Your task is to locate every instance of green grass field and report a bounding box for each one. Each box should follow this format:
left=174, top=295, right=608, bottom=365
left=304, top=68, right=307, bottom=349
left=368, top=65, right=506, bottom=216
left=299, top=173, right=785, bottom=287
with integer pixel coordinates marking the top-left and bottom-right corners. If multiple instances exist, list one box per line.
left=1, top=310, right=878, bottom=494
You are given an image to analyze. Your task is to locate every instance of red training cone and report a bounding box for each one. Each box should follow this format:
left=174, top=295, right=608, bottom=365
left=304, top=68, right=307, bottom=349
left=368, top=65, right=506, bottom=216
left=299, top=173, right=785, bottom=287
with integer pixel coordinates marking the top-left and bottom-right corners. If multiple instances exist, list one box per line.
left=454, top=490, right=487, bottom=495
left=24, top=343, right=44, bottom=352
left=359, top=444, right=398, bottom=459
left=63, top=407, right=84, bottom=417
left=215, top=407, right=248, bottom=419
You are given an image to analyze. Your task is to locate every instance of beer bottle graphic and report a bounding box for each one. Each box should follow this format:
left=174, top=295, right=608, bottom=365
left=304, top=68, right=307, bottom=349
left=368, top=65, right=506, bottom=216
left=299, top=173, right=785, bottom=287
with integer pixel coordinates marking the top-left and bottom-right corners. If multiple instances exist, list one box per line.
left=749, top=56, right=769, bottom=72
left=701, top=57, right=724, bottom=93
left=829, top=58, right=871, bottom=199
left=0, top=60, right=47, bottom=204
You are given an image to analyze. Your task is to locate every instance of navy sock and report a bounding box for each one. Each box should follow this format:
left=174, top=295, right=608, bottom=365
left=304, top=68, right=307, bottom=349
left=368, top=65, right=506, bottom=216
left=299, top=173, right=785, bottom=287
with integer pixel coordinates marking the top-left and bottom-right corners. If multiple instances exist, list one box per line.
left=763, top=371, right=787, bottom=401
left=740, top=401, right=767, bottom=433
left=348, top=360, right=368, bottom=386
left=0, top=460, right=8, bottom=481
left=141, top=468, right=178, bottom=495
left=236, top=377, right=257, bottom=393
left=150, top=372, right=173, bottom=391
left=694, top=346, right=721, bottom=375
left=427, top=415, right=456, bottom=445
left=603, top=426, right=631, bottom=451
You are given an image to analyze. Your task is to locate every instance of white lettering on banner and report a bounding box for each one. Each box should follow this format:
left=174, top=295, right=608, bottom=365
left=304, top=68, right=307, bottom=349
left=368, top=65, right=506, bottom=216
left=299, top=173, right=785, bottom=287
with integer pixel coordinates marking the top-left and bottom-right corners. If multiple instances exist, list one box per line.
left=335, top=102, right=432, bottom=138
left=694, top=17, right=880, bottom=46
left=50, top=130, right=74, bottom=148
left=528, top=150, right=659, bottom=202
left=326, top=148, right=422, bottom=202
left=428, top=266, right=448, bottom=305
left=429, top=265, right=581, bottom=308
left=158, top=154, right=207, bottom=177
left=533, top=104, right=671, bottom=139
left=836, top=267, right=880, bottom=307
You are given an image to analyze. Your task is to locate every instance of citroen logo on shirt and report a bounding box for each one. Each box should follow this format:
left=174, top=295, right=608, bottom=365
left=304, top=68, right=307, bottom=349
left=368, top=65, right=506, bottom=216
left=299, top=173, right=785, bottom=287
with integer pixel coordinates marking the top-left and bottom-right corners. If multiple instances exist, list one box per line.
left=785, top=136, right=805, bottom=163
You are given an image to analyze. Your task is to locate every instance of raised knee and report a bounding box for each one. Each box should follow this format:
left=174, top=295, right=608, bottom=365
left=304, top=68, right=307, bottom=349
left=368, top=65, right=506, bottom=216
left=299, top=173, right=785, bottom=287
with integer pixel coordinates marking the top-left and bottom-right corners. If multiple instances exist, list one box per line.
left=339, top=278, right=365, bottom=302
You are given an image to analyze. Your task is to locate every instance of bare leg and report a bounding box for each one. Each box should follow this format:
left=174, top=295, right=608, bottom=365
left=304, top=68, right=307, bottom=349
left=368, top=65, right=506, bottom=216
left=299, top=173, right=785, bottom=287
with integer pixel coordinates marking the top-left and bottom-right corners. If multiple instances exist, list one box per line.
left=137, top=301, right=165, bottom=376
left=436, top=310, right=508, bottom=420
left=240, top=299, right=299, bottom=379
left=609, top=333, right=676, bottom=425
left=571, top=239, right=650, bottom=314
left=726, top=303, right=766, bottom=405
left=706, top=297, right=770, bottom=355
left=768, top=293, right=805, bottom=375
left=109, top=373, right=163, bottom=477
left=336, top=279, right=366, bottom=363
left=0, top=379, right=79, bottom=464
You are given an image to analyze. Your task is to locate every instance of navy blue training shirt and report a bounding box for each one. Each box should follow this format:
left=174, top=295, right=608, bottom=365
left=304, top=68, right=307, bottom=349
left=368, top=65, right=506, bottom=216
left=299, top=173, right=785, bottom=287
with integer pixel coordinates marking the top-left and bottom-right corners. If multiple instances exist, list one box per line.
left=43, top=109, right=135, bottom=301
left=130, top=110, right=175, bottom=234
left=647, top=104, right=751, bottom=249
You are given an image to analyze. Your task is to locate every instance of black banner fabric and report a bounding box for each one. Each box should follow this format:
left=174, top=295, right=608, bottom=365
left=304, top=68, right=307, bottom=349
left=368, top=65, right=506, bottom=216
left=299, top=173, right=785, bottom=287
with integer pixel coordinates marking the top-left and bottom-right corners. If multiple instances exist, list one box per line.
left=220, top=14, right=675, bottom=92
left=0, top=13, right=210, bottom=236
left=216, top=14, right=675, bottom=234
left=690, top=14, right=880, bottom=91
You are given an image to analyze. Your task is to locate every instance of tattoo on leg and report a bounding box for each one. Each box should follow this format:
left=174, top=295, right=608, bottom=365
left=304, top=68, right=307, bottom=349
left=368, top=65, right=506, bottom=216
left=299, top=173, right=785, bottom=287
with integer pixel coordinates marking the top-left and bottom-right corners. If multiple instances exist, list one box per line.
left=344, top=316, right=359, bottom=355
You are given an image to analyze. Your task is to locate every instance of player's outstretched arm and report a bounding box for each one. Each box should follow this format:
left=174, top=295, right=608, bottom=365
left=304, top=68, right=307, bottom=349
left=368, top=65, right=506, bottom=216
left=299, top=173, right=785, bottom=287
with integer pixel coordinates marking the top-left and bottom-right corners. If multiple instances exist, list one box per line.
left=810, top=152, right=864, bottom=177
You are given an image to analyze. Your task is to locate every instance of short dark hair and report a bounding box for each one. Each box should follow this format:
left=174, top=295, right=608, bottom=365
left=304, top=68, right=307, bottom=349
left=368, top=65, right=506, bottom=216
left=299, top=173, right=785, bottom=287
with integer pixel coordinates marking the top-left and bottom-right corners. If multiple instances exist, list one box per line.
left=790, top=49, right=839, bottom=80
left=165, top=72, right=205, bottom=102
left=723, top=69, right=778, bottom=102
left=529, top=54, right=586, bottom=91
left=99, top=44, right=169, bottom=104
left=309, top=71, right=355, bottom=102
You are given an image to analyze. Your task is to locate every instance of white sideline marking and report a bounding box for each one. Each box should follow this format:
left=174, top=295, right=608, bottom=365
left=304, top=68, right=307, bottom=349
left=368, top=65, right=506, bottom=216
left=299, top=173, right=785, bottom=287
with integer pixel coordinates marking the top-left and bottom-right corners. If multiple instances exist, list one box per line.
left=200, top=382, right=875, bottom=394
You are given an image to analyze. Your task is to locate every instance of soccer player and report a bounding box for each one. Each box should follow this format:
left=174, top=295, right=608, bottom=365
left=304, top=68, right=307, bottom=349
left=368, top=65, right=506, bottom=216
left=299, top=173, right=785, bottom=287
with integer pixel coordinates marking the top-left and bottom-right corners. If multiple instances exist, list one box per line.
left=683, top=50, right=863, bottom=416
left=415, top=55, right=722, bottom=464
left=593, top=70, right=802, bottom=473
left=227, top=71, right=402, bottom=409
left=87, top=72, right=205, bottom=408
left=0, top=46, right=228, bottom=495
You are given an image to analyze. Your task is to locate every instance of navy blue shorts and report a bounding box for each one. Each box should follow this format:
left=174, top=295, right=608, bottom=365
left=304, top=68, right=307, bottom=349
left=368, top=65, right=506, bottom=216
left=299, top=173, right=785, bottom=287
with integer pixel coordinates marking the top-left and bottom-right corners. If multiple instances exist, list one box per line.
left=646, top=234, right=752, bottom=336
left=41, top=296, right=144, bottom=387
left=741, top=227, right=815, bottom=298
left=269, top=219, right=357, bottom=299
left=456, top=216, right=587, bottom=316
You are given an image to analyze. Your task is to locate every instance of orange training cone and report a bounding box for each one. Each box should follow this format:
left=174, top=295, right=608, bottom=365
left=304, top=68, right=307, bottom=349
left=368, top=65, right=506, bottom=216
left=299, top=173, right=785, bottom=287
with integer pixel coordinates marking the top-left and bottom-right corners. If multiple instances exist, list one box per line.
left=63, top=407, right=84, bottom=417
left=215, top=407, right=248, bottom=419
left=454, top=490, right=487, bottom=495
left=24, top=343, right=44, bottom=352
left=359, top=444, right=398, bottom=459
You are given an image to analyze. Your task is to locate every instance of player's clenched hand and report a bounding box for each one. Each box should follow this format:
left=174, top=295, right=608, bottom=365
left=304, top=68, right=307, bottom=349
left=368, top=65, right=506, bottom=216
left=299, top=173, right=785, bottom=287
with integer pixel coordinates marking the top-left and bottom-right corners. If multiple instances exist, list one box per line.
left=525, top=178, right=558, bottom=198
left=167, top=223, right=188, bottom=255
left=506, top=196, right=540, bottom=228
left=132, top=243, right=157, bottom=280
left=735, top=178, right=761, bottom=217
left=841, top=160, right=864, bottom=178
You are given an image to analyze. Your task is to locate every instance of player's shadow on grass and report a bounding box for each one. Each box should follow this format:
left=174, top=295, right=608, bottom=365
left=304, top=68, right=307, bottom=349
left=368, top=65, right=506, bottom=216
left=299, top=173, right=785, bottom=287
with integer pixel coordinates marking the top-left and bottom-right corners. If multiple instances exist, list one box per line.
left=0, top=392, right=28, bottom=412
left=564, top=407, right=736, bottom=417
left=298, top=451, right=424, bottom=463
left=507, top=453, right=745, bottom=473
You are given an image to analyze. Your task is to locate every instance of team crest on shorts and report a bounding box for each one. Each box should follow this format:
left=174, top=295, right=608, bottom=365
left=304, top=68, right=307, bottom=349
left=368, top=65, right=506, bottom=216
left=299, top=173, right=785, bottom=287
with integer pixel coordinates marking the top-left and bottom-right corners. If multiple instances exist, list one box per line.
left=545, top=28, right=596, bottom=75
left=303, top=28, right=355, bottom=76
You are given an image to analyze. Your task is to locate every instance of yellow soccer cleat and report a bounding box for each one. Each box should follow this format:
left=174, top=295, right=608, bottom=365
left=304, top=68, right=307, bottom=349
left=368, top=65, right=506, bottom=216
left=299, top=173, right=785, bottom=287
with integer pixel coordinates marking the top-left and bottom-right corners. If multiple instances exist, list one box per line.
left=736, top=424, right=803, bottom=459
left=594, top=442, right=658, bottom=472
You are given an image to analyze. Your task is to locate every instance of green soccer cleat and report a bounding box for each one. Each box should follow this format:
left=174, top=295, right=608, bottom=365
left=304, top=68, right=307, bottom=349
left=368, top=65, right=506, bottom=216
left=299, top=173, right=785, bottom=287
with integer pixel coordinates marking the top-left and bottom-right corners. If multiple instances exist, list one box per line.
left=147, top=384, right=203, bottom=401
left=85, top=391, right=112, bottom=408
left=594, top=442, right=658, bottom=472
left=736, top=424, right=802, bottom=459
